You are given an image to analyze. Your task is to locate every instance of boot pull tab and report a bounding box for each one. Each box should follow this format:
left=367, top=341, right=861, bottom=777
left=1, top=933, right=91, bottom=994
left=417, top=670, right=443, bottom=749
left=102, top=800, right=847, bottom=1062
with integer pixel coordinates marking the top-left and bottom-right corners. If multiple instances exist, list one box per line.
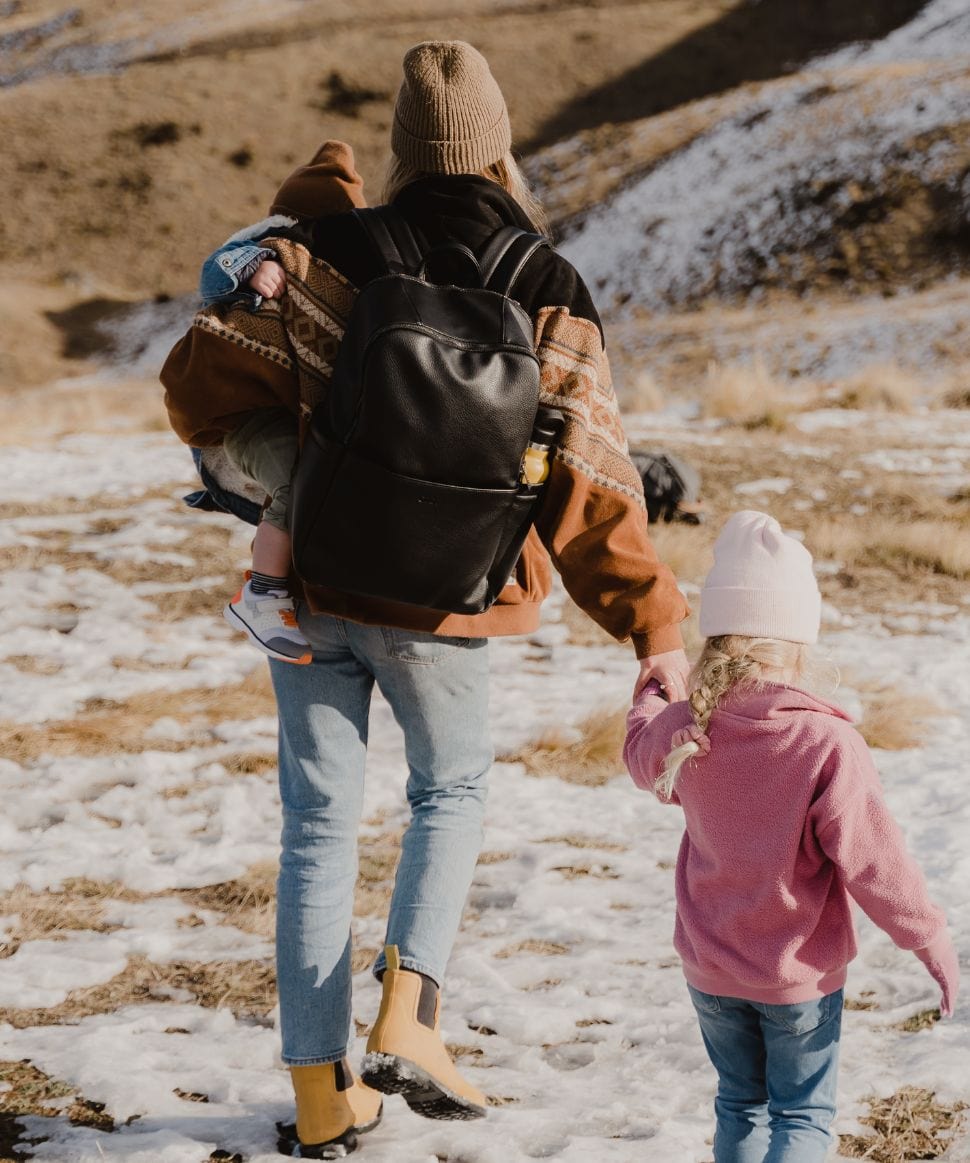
left=385, top=944, right=401, bottom=972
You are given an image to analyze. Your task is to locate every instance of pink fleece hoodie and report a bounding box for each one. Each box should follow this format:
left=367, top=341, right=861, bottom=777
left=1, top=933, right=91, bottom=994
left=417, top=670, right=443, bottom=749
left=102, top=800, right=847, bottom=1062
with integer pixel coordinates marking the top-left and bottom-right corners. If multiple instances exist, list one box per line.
left=624, top=683, right=947, bottom=1004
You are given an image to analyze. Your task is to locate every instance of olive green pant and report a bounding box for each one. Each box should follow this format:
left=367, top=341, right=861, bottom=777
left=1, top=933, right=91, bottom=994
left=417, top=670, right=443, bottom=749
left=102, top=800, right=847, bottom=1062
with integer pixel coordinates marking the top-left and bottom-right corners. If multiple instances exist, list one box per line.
left=223, top=407, right=300, bottom=531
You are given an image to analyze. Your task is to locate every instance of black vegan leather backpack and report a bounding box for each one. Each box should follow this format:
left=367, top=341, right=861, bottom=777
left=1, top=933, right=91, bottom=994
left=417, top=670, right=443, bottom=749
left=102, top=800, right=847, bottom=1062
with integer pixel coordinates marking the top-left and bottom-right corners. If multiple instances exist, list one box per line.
left=290, top=206, right=560, bottom=614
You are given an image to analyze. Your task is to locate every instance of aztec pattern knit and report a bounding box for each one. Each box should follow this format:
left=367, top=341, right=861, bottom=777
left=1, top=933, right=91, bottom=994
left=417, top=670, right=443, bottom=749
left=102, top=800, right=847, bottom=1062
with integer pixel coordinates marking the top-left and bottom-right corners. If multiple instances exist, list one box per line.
left=161, top=175, right=688, bottom=655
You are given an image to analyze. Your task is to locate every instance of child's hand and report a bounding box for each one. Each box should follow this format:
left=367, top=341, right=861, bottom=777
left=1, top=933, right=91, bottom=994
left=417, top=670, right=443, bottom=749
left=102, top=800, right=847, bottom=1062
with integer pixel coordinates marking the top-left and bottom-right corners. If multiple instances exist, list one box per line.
left=671, top=723, right=711, bottom=755
left=248, top=259, right=286, bottom=299
left=635, top=649, right=690, bottom=702
left=914, top=934, right=960, bottom=1017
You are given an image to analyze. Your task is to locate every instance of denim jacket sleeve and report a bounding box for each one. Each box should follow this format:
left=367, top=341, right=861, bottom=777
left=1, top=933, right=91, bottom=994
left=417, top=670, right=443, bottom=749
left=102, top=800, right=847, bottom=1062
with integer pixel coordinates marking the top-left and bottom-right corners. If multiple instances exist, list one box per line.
left=199, top=240, right=276, bottom=308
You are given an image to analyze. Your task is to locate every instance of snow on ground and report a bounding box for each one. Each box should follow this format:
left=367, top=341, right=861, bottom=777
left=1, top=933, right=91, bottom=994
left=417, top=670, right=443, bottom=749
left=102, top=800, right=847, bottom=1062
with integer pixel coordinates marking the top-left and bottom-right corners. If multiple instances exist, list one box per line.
left=561, top=0, right=970, bottom=314
left=0, top=408, right=967, bottom=1161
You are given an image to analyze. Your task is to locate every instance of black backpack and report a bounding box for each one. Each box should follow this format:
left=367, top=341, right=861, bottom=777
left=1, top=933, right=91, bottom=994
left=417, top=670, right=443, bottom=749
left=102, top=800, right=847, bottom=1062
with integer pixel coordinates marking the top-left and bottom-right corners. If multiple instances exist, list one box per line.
left=629, top=449, right=704, bottom=525
left=290, top=207, right=559, bottom=614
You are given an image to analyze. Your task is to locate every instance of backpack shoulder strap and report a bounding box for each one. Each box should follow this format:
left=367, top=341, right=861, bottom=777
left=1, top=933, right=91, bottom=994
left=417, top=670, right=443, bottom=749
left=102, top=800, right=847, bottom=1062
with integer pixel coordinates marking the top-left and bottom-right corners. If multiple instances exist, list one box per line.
left=479, top=226, right=548, bottom=296
left=354, top=207, right=425, bottom=275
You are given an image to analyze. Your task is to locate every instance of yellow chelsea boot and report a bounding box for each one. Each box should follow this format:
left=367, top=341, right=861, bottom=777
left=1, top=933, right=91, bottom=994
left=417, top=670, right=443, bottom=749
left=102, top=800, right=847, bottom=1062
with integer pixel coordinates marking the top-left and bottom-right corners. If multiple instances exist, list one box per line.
left=286, top=1058, right=383, bottom=1159
left=360, top=945, right=487, bottom=1121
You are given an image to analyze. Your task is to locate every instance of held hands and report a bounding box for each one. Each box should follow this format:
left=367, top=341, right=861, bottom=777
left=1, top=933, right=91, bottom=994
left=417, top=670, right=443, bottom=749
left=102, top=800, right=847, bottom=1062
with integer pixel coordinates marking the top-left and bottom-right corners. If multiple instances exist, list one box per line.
left=248, top=259, right=287, bottom=299
left=635, top=648, right=690, bottom=703
left=914, top=934, right=960, bottom=1017
left=670, top=723, right=711, bottom=755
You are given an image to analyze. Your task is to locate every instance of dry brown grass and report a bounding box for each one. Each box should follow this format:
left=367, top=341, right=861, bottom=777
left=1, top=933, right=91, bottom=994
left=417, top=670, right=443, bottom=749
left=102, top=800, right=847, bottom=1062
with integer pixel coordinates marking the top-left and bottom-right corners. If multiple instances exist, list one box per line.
left=621, top=368, right=665, bottom=413
left=838, top=1088, right=965, bottom=1162
left=498, top=706, right=627, bottom=786
left=835, top=364, right=919, bottom=412
left=0, top=956, right=277, bottom=1030
left=178, top=863, right=277, bottom=940
left=808, top=517, right=970, bottom=580
left=895, top=1008, right=940, bottom=1033
left=0, top=879, right=149, bottom=959
left=549, top=863, right=619, bottom=880
left=539, top=835, right=629, bottom=853
left=701, top=359, right=800, bottom=430
left=560, top=597, right=616, bottom=647
left=495, top=939, right=570, bottom=959
left=0, top=668, right=274, bottom=764
left=856, top=686, right=946, bottom=751
left=354, top=831, right=402, bottom=918
left=0, top=1058, right=116, bottom=1161
left=649, top=522, right=716, bottom=587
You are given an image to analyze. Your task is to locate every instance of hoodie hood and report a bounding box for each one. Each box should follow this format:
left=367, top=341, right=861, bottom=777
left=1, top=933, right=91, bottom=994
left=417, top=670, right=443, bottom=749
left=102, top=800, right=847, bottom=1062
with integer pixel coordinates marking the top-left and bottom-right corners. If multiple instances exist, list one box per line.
left=392, top=173, right=539, bottom=247
left=269, top=140, right=366, bottom=219
left=716, top=683, right=853, bottom=724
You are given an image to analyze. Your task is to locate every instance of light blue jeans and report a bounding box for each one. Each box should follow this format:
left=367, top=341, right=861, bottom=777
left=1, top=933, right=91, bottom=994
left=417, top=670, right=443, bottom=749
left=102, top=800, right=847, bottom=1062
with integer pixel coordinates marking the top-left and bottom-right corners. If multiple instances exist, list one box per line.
left=688, top=985, right=843, bottom=1163
left=269, top=614, right=492, bottom=1066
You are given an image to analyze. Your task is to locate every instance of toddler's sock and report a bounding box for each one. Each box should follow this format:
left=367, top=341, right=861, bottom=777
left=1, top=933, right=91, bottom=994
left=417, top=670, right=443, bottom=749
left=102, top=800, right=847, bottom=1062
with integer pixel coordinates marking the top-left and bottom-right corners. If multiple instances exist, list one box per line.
left=250, top=570, right=290, bottom=596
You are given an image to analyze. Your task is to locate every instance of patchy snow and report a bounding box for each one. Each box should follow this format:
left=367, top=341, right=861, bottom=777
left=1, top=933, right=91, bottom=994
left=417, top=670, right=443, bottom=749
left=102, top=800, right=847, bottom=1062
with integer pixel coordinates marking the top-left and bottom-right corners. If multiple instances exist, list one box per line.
left=0, top=403, right=967, bottom=1161
left=561, top=0, right=970, bottom=315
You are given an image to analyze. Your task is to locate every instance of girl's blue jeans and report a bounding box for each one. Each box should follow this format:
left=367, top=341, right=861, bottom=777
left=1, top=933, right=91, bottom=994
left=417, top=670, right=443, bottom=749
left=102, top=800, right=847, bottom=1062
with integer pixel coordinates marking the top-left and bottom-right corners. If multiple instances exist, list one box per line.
left=687, top=985, right=844, bottom=1163
left=269, top=614, right=492, bottom=1066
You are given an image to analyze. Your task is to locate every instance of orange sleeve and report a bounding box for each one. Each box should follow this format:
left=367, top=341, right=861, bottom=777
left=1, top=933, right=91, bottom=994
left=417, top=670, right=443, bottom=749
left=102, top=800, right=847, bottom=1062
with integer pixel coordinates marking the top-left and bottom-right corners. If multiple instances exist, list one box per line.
left=532, top=306, right=689, bottom=656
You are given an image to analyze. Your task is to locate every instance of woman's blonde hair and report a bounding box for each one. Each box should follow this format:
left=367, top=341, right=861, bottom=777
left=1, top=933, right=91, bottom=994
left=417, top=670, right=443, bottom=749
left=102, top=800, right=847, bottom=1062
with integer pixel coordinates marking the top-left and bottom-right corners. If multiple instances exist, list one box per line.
left=657, top=635, right=814, bottom=800
left=382, top=152, right=551, bottom=237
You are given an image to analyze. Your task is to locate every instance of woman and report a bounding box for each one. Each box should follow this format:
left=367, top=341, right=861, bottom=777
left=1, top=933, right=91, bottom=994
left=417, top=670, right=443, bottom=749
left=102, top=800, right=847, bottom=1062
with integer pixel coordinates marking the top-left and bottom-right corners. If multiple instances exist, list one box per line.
left=162, top=41, right=689, bottom=1160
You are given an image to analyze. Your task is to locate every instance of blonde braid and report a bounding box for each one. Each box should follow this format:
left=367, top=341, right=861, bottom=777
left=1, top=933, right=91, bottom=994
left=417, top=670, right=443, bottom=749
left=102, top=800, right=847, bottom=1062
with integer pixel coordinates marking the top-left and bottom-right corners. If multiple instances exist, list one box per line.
left=656, top=635, right=810, bottom=799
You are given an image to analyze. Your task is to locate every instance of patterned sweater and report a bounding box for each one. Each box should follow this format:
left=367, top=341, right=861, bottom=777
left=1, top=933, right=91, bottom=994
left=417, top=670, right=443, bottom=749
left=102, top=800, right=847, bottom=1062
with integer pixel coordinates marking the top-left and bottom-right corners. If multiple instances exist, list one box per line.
left=161, top=175, right=688, bottom=655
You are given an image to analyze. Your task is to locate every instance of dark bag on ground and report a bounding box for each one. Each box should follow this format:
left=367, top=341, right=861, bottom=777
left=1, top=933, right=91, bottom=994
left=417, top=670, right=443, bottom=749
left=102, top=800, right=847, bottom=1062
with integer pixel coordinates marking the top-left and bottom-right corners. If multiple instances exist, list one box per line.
left=629, top=449, right=704, bottom=525
left=290, top=207, right=560, bottom=614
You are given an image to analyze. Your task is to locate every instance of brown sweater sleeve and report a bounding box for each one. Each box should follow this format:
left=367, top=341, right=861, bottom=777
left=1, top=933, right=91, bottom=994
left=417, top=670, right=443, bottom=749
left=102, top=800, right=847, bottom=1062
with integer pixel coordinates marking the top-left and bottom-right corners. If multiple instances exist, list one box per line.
left=531, top=305, right=689, bottom=657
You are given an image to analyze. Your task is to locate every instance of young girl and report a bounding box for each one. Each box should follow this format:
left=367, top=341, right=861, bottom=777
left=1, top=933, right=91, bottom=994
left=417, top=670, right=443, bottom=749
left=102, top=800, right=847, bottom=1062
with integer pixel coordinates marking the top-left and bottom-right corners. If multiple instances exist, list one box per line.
left=624, top=510, right=959, bottom=1163
left=197, top=141, right=366, bottom=663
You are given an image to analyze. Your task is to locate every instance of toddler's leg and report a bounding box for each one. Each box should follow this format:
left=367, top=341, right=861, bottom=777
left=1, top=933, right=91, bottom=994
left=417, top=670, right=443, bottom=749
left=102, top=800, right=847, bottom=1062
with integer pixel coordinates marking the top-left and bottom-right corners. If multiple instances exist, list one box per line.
left=222, top=409, right=311, bottom=663
left=760, top=991, right=842, bottom=1163
left=687, top=986, right=770, bottom=1163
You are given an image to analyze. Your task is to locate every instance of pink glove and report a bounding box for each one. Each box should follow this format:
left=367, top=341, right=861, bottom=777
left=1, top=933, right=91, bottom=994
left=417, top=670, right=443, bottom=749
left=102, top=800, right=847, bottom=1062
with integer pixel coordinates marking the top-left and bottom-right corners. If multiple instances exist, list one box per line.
left=914, top=933, right=960, bottom=1017
left=635, top=648, right=690, bottom=702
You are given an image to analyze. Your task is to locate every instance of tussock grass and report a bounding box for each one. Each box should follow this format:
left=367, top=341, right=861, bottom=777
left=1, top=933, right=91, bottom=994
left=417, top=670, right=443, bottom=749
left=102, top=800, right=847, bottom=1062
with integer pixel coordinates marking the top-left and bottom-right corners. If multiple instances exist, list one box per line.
left=650, top=522, right=715, bottom=587
left=560, top=598, right=616, bottom=647
left=839, top=1088, right=965, bottom=1161
left=856, top=686, right=946, bottom=751
left=621, top=368, right=665, bottom=413
left=701, top=359, right=796, bottom=430
left=809, top=517, right=970, bottom=580
left=835, top=363, right=918, bottom=412
left=499, top=706, right=626, bottom=786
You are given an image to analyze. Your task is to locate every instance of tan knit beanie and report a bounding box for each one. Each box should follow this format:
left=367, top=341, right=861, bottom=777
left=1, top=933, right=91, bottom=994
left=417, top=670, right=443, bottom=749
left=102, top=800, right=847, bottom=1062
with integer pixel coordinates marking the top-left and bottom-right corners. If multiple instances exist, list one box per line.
left=391, top=41, right=512, bottom=173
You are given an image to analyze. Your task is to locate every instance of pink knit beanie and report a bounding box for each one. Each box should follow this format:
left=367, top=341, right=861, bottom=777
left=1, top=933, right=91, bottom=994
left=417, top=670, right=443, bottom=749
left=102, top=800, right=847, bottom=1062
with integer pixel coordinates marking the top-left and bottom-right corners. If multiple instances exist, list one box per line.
left=699, top=510, right=821, bottom=644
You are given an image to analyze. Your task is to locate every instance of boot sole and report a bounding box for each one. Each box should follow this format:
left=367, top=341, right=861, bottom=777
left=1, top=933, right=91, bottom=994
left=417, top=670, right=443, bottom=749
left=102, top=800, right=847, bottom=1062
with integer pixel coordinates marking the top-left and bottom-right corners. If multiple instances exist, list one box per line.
left=276, top=1104, right=382, bottom=1160
left=360, top=1052, right=486, bottom=1121
left=223, top=603, right=312, bottom=664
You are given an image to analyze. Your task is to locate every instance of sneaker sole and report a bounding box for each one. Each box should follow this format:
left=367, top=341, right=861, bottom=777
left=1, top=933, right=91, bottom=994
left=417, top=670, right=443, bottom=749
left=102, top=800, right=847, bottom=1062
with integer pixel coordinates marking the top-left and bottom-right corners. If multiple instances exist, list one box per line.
left=223, top=603, right=312, bottom=665
left=360, top=1052, right=486, bottom=1121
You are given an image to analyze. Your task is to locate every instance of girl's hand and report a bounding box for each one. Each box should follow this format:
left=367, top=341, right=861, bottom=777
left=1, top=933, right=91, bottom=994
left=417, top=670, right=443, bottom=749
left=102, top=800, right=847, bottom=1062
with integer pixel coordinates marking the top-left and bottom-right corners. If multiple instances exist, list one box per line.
left=914, top=934, right=960, bottom=1018
left=635, top=648, right=690, bottom=702
left=248, top=259, right=287, bottom=299
left=670, top=723, right=710, bottom=755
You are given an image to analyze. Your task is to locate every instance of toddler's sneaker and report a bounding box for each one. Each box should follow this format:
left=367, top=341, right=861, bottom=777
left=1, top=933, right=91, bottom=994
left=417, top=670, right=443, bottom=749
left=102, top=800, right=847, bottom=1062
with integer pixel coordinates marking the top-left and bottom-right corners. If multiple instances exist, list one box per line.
left=224, top=577, right=312, bottom=664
